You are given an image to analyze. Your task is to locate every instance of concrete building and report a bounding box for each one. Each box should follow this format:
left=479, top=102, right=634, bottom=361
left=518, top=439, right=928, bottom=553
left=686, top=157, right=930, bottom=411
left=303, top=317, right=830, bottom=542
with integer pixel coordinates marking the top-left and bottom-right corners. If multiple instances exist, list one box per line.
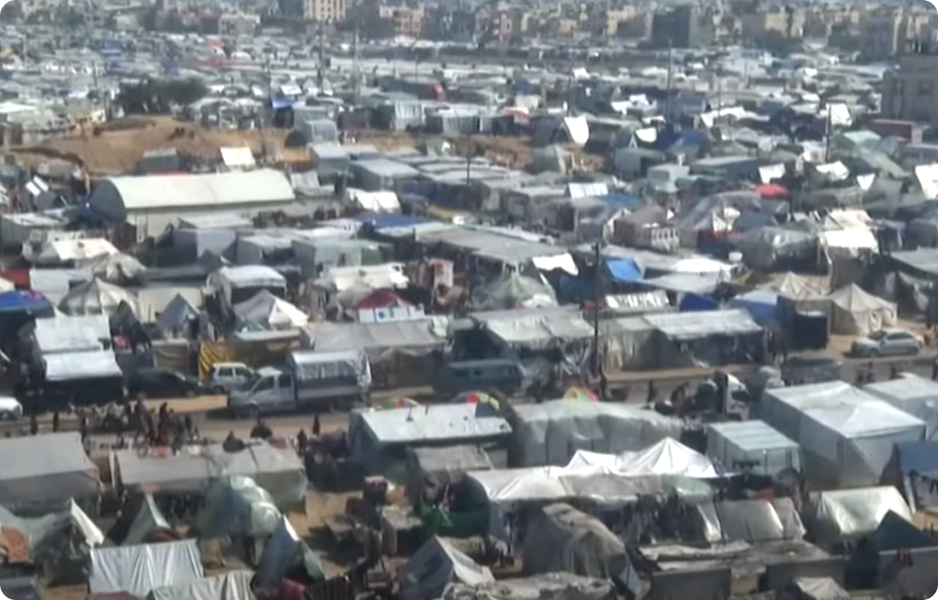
left=303, top=0, right=345, bottom=23
left=883, top=40, right=938, bottom=123
left=651, top=5, right=712, bottom=49
left=740, top=9, right=803, bottom=39
left=218, top=12, right=260, bottom=36
left=860, top=10, right=931, bottom=62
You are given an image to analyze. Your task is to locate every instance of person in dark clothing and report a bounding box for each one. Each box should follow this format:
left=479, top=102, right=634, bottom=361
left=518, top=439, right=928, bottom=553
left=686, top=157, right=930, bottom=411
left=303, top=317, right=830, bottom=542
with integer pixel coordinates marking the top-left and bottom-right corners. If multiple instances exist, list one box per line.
left=312, top=414, right=321, bottom=437
left=296, top=429, right=308, bottom=455
left=598, top=369, right=609, bottom=401
left=223, top=431, right=245, bottom=452
left=932, top=356, right=938, bottom=381
left=890, top=364, right=900, bottom=380
left=646, top=381, right=657, bottom=405
left=52, top=411, right=60, bottom=433
left=250, top=418, right=273, bottom=440
left=29, top=412, right=38, bottom=436
left=79, top=415, right=88, bottom=442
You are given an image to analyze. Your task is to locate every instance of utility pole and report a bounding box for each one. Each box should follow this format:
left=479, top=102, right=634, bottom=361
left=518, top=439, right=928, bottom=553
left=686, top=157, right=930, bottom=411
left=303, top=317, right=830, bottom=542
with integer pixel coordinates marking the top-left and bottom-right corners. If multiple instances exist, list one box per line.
left=316, top=24, right=325, bottom=93
left=591, top=241, right=602, bottom=377
left=465, top=136, right=473, bottom=186
left=352, top=23, right=361, bottom=106
left=664, top=40, right=673, bottom=124
left=824, top=103, right=832, bottom=163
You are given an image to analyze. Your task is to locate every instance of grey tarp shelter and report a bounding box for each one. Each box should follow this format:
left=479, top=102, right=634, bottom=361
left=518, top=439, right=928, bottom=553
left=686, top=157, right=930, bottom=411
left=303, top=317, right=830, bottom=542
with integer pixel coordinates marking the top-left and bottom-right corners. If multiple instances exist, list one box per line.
left=0, top=432, right=100, bottom=507
left=89, top=539, right=203, bottom=596
left=113, top=442, right=306, bottom=508
left=400, top=536, right=494, bottom=600
left=521, top=503, right=629, bottom=578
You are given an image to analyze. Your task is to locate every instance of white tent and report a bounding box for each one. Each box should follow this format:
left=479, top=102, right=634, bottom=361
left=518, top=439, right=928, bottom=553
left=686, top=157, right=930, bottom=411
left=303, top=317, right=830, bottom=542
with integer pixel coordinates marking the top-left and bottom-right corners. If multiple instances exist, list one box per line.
left=148, top=571, right=255, bottom=600
left=566, top=438, right=720, bottom=478
left=400, top=537, right=493, bottom=600
left=827, top=284, right=896, bottom=335
left=59, top=278, right=137, bottom=316
left=85, top=252, right=146, bottom=283
left=234, top=290, right=308, bottom=330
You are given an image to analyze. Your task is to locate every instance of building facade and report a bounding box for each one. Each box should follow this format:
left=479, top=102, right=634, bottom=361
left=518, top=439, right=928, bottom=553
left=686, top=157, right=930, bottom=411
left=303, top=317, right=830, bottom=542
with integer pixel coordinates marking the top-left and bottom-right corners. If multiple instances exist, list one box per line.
left=883, top=40, right=938, bottom=123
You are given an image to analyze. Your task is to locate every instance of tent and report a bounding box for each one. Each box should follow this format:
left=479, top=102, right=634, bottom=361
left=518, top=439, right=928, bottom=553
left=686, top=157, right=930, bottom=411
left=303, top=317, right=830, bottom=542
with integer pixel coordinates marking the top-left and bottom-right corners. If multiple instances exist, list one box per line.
left=255, top=518, right=324, bottom=589
left=86, top=252, right=146, bottom=284
left=827, top=284, right=896, bottom=335
left=234, top=290, right=308, bottom=330
left=0, top=500, right=103, bottom=577
left=147, top=571, right=255, bottom=600
left=156, top=294, right=198, bottom=337
left=113, top=441, right=307, bottom=508
left=470, top=273, right=558, bottom=311
left=400, top=536, right=494, bottom=600
left=806, top=486, right=912, bottom=547
left=59, top=278, right=137, bottom=316
left=89, top=539, right=203, bottom=596
left=727, top=290, right=779, bottom=324
left=122, top=495, right=171, bottom=546
left=521, top=503, right=628, bottom=578
left=194, top=476, right=282, bottom=539
left=0, top=432, right=100, bottom=507
left=565, top=438, right=720, bottom=478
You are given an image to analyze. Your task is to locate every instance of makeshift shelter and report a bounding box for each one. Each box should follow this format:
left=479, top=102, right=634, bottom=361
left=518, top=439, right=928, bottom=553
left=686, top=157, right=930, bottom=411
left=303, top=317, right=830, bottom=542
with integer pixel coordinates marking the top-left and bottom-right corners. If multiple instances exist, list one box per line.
left=521, top=503, right=628, bottom=578
left=194, top=476, right=282, bottom=539
left=511, top=400, right=683, bottom=467
left=0, top=432, right=100, bottom=508
left=58, top=278, right=137, bottom=316
left=879, top=441, right=938, bottom=512
left=25, top=314, right=111, bottom=356
left=86, top=252, right=146, bottom=284
left=865, top=375, right=938, bottom=439
left=254, top=518, right=324, bottom=589
left=760, top=382, right=926, bottom=488
left=400, top=536, right=494, bottom=600
left=147, top=571, right=255, bottom=600
left=113, top=442, right=307, bottom=509
left=440, top=574, right=617, bottom=600
left=827, top=284, right=897, bottom=335
left=156, top=295, right=198, bottom=338
left=470, top=273, right=558, bottom=311
left=706, top=420, right=802, bottom=476
left=691, top=498, right=806, bottom=544
left=642, top=309, right=764, bottom=368
left=89, top=539, right=203, bottom=596
left=805, top=486, right=912, bottom=547
left=726, top=290, right=779, bottom=324
left=565, top=438, right=720, bottom=478
left=348, top=404, right=511, bottom=467
left=122, top=495, right=171, bottom=546
left=234, top=290, right=308, bottom=331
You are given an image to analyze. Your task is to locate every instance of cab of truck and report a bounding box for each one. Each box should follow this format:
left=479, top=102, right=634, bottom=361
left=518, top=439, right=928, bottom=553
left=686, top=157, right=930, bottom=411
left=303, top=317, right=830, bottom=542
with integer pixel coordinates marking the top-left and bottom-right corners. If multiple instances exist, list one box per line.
left=433, top=359, right=525, bottom=398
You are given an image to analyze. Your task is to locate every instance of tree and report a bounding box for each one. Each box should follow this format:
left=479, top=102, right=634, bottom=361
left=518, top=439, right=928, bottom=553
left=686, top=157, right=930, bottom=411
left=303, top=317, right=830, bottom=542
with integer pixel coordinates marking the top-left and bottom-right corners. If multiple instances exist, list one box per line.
left=116, top=78, right=208, bottom=114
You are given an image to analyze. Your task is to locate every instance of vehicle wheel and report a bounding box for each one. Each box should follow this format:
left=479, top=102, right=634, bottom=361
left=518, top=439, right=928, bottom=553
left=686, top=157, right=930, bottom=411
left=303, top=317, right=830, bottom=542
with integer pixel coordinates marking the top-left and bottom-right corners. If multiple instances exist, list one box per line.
left=212, top=386, right=225, bottom=395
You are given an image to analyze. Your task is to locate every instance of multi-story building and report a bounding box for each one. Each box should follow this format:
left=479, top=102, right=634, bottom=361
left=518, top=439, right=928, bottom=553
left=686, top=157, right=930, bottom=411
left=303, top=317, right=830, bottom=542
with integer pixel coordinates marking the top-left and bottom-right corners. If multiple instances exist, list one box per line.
left=303, top=0, right=345, bottom=23
left=650, top=5, right=712, bottom=48
left=740, top=9, right=804, bottom=39
left=860, top=10, right=931, bottom=62
left=883, top=39, right=938, bottom=123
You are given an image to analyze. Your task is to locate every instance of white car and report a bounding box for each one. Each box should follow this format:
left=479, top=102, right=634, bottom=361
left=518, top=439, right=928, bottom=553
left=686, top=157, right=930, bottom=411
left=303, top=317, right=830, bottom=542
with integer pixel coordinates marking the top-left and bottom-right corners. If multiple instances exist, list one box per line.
left=851, top=329, right=924, bottom=357
left=207, top=362, right=257, bottom=394
left=0, top=397, right=23, bottom=420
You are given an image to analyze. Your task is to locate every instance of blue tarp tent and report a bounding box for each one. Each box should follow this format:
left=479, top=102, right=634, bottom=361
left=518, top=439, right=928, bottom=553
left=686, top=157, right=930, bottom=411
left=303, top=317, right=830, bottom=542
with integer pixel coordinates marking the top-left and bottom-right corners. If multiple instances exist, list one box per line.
left=680, top=293, right=719, bottom=312
left=0, top=291, right=52, bottom=313
left=727, top=290, right=779, bottom=324
left=606, top=259, right=643, bottom=283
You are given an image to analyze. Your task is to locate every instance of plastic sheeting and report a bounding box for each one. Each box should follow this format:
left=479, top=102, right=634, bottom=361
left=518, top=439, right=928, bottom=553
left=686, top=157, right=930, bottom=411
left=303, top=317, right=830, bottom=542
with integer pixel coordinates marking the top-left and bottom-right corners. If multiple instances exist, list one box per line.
left=441, top=573, right=616, bottom=600
left=694, top=498, right=805, bottom=543
left=255, top=518, right=324, bottom=588
left=27, top=315, right=111, bottom=355
left=123, top=495, right=170, bottom=546
left=807, top=486, right=912, bottom=546
left=566, top=438, right=720, bottom=478
left=521, top=503, right=628, bottom=578
left=512, top=400, right=683, bottom=467
left=400, top=536, right=494, bottom=600
left=760, top=382, right=925, bottom=487
left=195, top=476, right=282, bottom=539
left=89, top=539, right=203, bottom=596
left=288, top=350, right=372, bottom=387
left=114, top=442, right=307, bottom=508
left=706, top=420, right=802, bottom=476
left=58, top=278, right=137, bottom=316
left=235, top=290, right=309, bottom=330
left=470, top=273, right=558, bottom=311
left=0, top=432, right=100, bottom=506
left=44, top=350, right=122, bottom=382
left=148, top=571, right=255, bottom=600
left=865, top=375, right=938, bottom=440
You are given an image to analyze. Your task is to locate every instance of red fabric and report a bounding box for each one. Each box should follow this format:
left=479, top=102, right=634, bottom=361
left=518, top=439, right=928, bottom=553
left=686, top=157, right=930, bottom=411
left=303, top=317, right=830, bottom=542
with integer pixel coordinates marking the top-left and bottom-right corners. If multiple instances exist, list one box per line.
left=355, top=289, right=412, bottom=310
left=756, top=183, right=788, bottom=198
left=277, top=579, right=307, bottom=600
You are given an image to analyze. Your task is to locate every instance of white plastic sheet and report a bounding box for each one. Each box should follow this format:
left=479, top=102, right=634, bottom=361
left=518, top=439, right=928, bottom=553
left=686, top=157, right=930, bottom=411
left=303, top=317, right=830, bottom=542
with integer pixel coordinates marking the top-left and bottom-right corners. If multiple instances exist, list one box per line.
left=89, top=539, right=203, bottom=596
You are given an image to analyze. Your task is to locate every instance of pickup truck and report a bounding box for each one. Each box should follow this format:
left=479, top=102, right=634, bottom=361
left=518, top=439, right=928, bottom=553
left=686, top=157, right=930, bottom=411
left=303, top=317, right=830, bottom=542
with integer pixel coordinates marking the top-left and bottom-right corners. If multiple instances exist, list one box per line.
left=228, top=349, right=371, bottom=418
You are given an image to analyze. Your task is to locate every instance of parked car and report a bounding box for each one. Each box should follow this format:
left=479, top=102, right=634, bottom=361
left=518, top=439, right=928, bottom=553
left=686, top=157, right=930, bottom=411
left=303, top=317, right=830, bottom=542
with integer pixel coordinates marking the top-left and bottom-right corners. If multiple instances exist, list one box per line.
left=851, top=329, right=923, bottom=357
left=432, top=359, right=527, bottom=398
left=0, top=396, right=22, bottom=420
left=780, top=352, right=843, bottom=385
left=127, top=368, right=208, bottom=399
left=207, top=362, right=256, bottom=394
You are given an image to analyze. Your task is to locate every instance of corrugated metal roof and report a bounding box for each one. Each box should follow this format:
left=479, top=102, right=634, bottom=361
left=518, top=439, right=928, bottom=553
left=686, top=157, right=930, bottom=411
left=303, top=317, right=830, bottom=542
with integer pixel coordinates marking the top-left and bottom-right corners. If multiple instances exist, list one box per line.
left=97, top=169, right=295, bottom=212
left=643, top=309, right=761, bottom=340
left=360, top=403, right=511, bottom=446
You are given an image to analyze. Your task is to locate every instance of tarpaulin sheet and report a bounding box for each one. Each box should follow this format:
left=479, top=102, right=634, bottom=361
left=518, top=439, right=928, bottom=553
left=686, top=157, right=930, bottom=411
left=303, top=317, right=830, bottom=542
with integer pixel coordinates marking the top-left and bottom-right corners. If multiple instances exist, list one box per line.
left=89, top=539, right=203, bottom=596
left=0, top=433, right=100, bottom=506
left=147, top=571, right=255, bottom=600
